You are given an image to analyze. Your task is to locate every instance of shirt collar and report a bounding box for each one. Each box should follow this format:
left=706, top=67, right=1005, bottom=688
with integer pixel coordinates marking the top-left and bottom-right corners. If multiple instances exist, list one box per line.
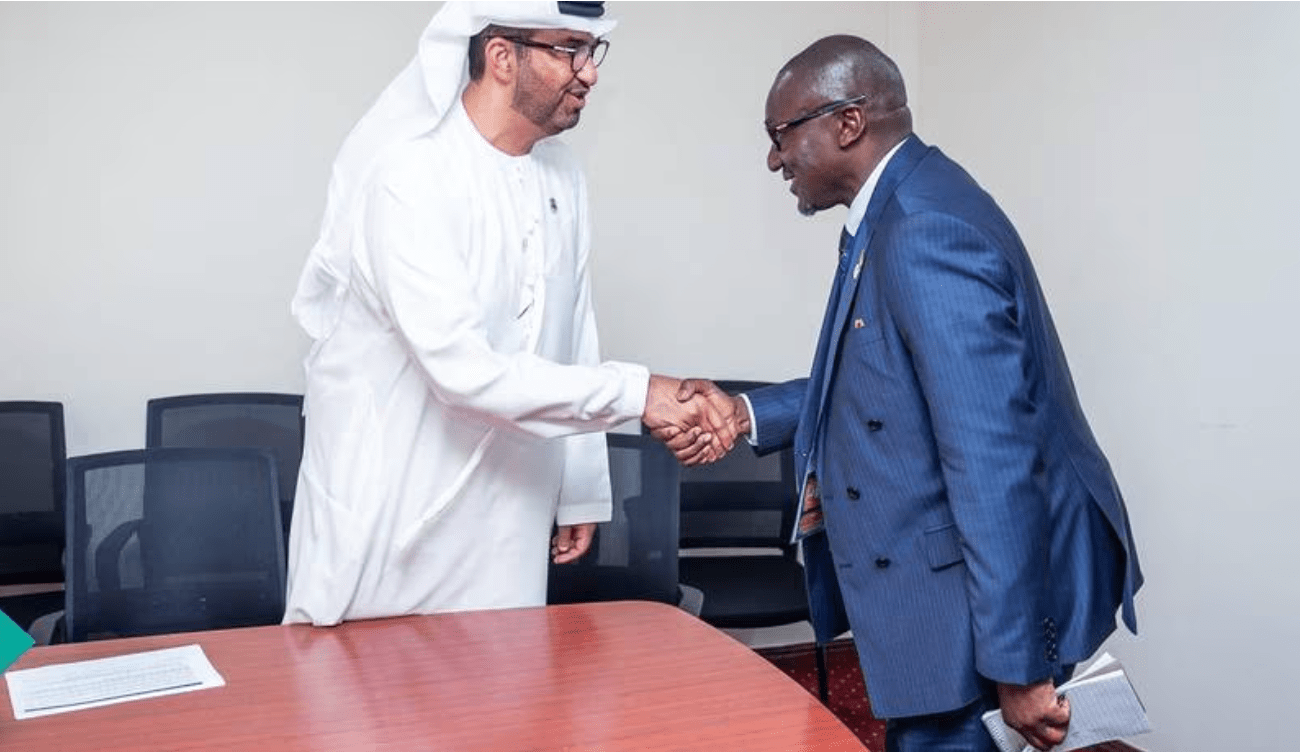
left=844, top=138, right=907, bottom=237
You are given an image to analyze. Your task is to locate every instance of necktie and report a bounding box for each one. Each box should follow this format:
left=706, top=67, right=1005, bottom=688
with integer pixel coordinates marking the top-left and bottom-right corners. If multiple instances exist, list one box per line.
left=802, top=229, right=855, bottom=487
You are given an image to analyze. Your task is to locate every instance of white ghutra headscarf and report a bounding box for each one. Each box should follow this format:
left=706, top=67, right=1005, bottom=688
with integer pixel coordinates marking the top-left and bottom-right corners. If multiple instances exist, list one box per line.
left=292, top=1, right=616, bottom=341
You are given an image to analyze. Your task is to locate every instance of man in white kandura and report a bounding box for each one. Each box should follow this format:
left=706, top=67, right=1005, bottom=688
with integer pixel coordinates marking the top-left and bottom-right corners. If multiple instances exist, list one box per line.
left=284, top=1, right=735, bottom=626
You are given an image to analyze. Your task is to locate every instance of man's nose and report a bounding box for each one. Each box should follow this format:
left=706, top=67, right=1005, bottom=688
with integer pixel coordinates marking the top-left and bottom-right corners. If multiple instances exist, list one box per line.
left=767, top=145, right=782, bottom=172
left=575, top=56, right=598, bottom=87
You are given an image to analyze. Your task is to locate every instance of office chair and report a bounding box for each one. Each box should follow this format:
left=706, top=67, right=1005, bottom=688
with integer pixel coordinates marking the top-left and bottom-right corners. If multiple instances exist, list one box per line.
left=63, top=447, right=286, bottom=642
left=547, top=433, right=690, bottom=610
left=0, top=401, right=68, bottom=638
left=146, top=393, right=303, bottom=547
left=659, top=379, right=829, bottom=702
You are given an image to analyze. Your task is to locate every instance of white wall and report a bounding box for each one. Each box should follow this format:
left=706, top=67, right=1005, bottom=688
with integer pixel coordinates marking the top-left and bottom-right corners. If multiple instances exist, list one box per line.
left=917, top=3, right=1300, bottom=750
left=570, top=2, right=915, bottom=381
left=0, top=2, right=440, bottom=453
left=3, top=2, right=1297, bottom=749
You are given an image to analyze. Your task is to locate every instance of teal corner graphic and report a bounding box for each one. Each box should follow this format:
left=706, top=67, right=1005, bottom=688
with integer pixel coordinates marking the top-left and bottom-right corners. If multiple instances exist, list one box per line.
left=1, top=608, right=35, bottom=673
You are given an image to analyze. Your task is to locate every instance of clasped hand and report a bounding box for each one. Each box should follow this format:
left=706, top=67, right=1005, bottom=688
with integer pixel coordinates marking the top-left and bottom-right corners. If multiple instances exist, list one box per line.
left=642, top=376, right=749, bottom=466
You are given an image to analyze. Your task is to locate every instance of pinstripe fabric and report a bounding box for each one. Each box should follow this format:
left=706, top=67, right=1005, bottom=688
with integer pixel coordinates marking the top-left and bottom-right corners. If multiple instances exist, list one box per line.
left=747, top=136, right=1142, bottom=721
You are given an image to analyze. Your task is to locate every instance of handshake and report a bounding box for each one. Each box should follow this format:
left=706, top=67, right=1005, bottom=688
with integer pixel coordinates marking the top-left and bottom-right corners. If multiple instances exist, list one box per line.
left=641, top=375, right=750, bottom=466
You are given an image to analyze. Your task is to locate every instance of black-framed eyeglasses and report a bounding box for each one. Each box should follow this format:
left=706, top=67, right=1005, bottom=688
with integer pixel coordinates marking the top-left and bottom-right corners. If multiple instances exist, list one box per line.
left=765, top=94, right=868, bottom=150
left=503, top=36, right=610, bottom=72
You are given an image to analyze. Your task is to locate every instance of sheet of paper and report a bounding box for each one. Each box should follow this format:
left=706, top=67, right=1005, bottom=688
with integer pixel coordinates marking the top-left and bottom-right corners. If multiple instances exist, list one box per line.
left=1055, top=669, right=1150, bottom=749
left=1071, top=652, right=1118, bottom=682
left=5, top=644, right=225, bottom=720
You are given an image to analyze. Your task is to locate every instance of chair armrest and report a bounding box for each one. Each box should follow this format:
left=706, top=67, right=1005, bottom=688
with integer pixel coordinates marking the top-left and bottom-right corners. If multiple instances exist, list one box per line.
left=95, top=520, right=141, bottom=592
left=678, top=584, right=704, bottom=617
left=27, top=610, right=64, bottom=646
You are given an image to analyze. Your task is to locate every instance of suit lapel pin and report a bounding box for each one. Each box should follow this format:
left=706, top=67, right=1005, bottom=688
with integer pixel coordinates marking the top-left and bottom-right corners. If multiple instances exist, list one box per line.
left=853, top=318, right=865, bottom=329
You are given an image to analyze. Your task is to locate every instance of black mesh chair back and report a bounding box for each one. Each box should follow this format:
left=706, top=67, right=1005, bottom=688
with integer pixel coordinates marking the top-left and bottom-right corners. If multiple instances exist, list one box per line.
left=652, top=380, right=828, bottom=699
left=145, top=393, right=303, bottom=545
left=547, top=433, right=681, bottom=606
left=647, top=380, right=808, bottom=626
left=0, top=401, right=67, bottom=586
left=678, top=380, right=798, bottom=556
left=64, top=447, right=286, bottom=642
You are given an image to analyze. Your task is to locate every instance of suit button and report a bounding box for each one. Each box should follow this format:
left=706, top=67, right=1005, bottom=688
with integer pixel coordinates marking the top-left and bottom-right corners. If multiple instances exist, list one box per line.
left=875, top=557, right=891, bottom=569
left=846, top=487, right=861, bottom=500
left=867, top=420, right=883, bottom=431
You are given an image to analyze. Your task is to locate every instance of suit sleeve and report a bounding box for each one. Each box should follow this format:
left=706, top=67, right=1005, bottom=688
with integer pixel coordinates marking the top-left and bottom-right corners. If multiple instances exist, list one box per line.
left=878, top=210, right=1053, bottom=685
left=745, top=379, right=809, bottom=456
left=362, top=157, right=650, bottom=441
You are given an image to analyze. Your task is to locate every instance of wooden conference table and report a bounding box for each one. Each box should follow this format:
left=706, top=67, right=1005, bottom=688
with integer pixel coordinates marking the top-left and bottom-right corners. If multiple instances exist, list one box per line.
left=1, top=600, right=866, bottom=751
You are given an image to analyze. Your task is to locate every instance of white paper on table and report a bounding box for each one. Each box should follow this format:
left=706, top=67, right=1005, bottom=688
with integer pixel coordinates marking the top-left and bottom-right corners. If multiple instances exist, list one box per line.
left=5, top=644, right=225, bottom=720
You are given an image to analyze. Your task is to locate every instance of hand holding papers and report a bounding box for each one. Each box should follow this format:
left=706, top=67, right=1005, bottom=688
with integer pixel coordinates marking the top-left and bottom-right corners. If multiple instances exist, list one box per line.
left=983, top=653, right=1151, bottom=752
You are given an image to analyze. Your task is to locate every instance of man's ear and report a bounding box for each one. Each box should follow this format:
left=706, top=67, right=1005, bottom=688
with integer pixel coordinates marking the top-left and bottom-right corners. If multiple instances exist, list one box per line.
left=837, top=106, right=868, bottom=149
left=484, top=36, right=518, bottom=84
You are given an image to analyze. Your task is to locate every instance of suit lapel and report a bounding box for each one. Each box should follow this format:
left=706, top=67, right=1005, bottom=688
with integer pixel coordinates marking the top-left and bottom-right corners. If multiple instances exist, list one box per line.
left=813, top=136, right=930, bottom=419
left=795, top=241, right=851, bottom=465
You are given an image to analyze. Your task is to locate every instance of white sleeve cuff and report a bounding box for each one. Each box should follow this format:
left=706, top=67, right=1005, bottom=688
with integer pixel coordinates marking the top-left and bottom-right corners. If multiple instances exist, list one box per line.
left=608, top=361, right=650, bottom=425
left=739, top=392, right=759, bottom=446
left=556, top=500, right=612, bottom=526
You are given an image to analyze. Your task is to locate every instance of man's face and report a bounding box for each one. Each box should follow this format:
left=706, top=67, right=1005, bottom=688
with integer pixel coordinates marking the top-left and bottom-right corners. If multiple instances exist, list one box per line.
left=764, top=78, right=841, bottom=217
left=512, top=30, right=599, bottom=137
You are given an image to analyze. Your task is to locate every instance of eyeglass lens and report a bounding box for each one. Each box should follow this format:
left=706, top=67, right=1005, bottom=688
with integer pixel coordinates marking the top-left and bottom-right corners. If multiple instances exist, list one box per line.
left=573, top=40, right=609, bottom=71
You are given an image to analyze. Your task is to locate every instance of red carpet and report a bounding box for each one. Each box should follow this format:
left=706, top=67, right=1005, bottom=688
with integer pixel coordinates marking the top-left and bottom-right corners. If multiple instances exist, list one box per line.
left=757, top=638, right=886, bottom=751
left=757, top=641, right=1149, bottom=752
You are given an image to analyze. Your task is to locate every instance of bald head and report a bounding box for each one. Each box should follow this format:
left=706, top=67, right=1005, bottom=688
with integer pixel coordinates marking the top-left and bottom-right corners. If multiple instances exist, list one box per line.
left=773, top=35, right=912, bottom=143
left=764, top=36, right=914, bottom=216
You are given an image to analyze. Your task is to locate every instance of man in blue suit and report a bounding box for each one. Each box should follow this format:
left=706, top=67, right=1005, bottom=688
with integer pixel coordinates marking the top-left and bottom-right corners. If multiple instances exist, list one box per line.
left=665, top=35, right=1142, bottom=751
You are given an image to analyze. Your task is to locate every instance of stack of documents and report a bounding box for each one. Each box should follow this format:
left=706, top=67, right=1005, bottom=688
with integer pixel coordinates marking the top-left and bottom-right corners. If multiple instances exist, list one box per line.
left=982, top=652, right=1151, bottom=752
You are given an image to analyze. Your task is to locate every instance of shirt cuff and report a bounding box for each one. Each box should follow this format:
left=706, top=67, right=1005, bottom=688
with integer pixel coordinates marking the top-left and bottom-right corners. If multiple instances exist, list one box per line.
left=739, top=393, right=759, bottom=446
left=556, top=500, right=612, bottom=526
left=601, top=361, right=650, bottom=426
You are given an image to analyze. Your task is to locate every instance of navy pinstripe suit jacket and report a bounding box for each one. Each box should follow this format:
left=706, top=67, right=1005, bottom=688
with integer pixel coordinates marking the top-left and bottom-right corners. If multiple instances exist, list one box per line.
left=747, top=135, right=1142, bottom=719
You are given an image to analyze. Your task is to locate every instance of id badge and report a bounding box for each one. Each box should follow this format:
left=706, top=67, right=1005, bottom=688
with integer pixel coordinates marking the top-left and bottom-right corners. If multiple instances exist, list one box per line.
left=793, top=473, right=825, bottom=543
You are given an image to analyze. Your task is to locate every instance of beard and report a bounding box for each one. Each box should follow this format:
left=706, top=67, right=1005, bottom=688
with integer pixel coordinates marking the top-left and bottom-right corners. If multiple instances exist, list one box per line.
left=513, top=66, right=583, bottom=136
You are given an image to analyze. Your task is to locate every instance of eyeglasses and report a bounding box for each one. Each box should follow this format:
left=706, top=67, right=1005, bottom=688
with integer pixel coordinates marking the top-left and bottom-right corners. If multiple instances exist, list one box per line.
left=765, top=94, right=868, bottom=150
left=503, top=36, right=610, bottom=72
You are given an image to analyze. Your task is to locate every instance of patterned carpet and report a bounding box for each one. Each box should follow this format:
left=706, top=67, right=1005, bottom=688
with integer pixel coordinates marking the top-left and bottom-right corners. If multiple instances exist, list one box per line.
left=757, top=641, right=1149, bottom=752
left=757, top=638, right=886, bottom=751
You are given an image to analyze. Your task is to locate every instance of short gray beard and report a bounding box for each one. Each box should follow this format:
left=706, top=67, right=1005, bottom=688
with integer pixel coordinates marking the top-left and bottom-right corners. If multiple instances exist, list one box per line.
left=513, top=59, right=574, bottom=134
